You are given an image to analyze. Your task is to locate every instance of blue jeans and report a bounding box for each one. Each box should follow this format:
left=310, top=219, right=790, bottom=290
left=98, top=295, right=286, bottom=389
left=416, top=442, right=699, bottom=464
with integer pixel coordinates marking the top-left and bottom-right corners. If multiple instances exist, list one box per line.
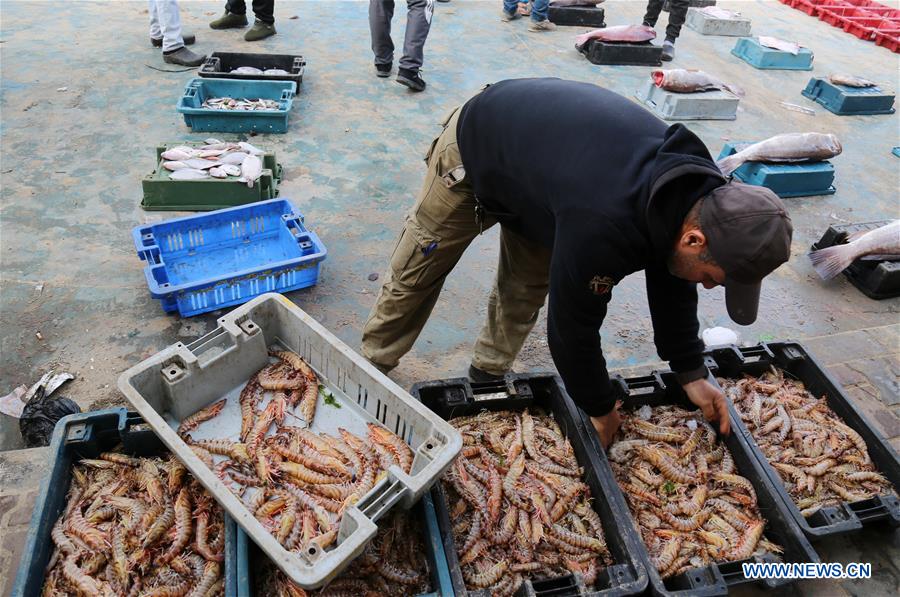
left=503, top=0, right=549, bottom=22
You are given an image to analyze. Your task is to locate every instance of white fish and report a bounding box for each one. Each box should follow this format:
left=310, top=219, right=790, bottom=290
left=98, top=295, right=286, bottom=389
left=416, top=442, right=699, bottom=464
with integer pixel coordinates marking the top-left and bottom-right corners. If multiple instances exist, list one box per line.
left=169, top=169, right=210, bottom=180
left=220, top=152, right=250, bottom=165
left=183, top=158, right=222, bottom=170
left=221, top=164, right=242, bottom=176
left=232, top=66, right=264, bottom=75
left=162, top=161, right=189, bottom=171
left=758, top=36, right=802, bottom=55
left=828, top=74, right=876, bottom=88
left=198, top=149, right=227, bottom=158
left=240, top=154, right=262, bottom=188
left=200, top=143, right=231, bottom=151
left=238, top=142, right=264, bottom=156
left=717, top=133, right=842, bottom=176
left=809, top=220, right=900, bottom=280
left=263, top=68, right=290, bottom=75
left=161, top=149, right=194, bottom=161
left=208, top=167, right=228, bottom=179
left=169, top=145, right=197, bottom=155
left=205, top=138, right=224, bottom=145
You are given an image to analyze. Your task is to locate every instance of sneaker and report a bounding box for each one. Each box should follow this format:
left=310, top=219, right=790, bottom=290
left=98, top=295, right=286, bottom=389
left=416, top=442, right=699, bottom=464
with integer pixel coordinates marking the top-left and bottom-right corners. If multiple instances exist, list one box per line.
left=245, top=20, right=276, bottom=41
left=163, top=47, right=206, bottom=67
left=661, top=40, right=675, bottom=61
left=528, top=19, right=557, bottom=32
left=375, top=62, right=392, bottom=78
left=468, top=364, right=506, bottom=384
left=209, top=11, right=248, bottom=29
left=397, top=68, right=426, bottom=92
left=152, top=32, right=195, bottom=47
left=501, top=10, right=520, bottom=22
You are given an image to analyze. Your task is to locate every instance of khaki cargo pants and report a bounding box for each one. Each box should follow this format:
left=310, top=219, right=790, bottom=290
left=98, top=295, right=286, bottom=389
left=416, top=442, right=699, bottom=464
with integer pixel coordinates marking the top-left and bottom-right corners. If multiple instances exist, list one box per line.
left=361, top=106, right=552, bottom=375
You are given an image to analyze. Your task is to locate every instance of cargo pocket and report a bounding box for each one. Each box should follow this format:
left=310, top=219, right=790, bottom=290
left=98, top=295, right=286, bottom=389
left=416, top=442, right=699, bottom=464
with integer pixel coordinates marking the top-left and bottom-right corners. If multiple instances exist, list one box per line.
left=424, top=105, right=462, bottom=163
left=389, top=216, right=443, bottom=288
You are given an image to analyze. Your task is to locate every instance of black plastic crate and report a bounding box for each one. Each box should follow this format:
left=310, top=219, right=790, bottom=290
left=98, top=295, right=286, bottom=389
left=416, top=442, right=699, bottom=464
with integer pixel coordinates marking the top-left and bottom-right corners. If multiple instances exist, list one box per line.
left=587, top=371, right=819, bottom=596
left=549, top=6, right=606, bottom=27
left=811, top=220, right=900, bottom=300
left=11, top=408, right=239, bottom=597
left=580, top=40, right=662, bottom=66
left=705, top=342, right=900, bottom=540
left=411, top=374, right=649, bottom=597
left=199, top=51, right=306, bottom=89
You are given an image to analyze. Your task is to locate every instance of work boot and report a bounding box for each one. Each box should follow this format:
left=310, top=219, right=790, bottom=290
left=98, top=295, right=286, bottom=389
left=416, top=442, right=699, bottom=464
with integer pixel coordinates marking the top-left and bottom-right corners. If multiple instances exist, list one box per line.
left=501, top=9, right=520, bottom=22
left=468, top=365, right=506, bottom=384
left=151, top=32, right=195, bottom=47
left=375, top=62, right=392, bottom=78
left=209, top=11, right=248, bottom=29
left=163, top=47, right=206, bottom=67
left=245, top=20, right=276, bottom=41
left=528, top=19, right=557, bottom=32
left=661, top=40, right=676, bottom=61
left=397, top=68, right=426, bottom=92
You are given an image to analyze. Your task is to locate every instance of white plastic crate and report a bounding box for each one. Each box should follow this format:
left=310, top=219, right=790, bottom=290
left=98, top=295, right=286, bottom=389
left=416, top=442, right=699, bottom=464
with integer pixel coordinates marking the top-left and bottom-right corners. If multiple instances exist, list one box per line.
left=117, top=293, right=462, bottom=589
left=685, top=7, right=752, bottom=36
left=637, top=80, right=740, bottom=120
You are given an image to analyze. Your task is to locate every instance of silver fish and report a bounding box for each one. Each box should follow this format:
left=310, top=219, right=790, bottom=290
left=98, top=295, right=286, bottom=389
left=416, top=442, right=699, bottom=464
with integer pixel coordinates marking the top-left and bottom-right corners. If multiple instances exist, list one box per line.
left=238, top=142, right=264, bottom=156
left=208, top=167, right=228, bottom=179
left=161, top=149, right=194, bottom=161
left=263, top=68, right=290, bottom=75
left=828, top=74, right=876, bottom=88
left=717, top=133, right=842, bottom=176
left=169, top=169, right=210, bottom=181
left=183, top=158, right=223, bottom=170
left=169, top=145, right=196, bottom=155
left=205, top=138, right=224, bottom=145
left=221, top=164, right=242, bottom=176
left=651, top=69, right=743, bottom=96
left=220, top=152, right=249, bottom=165
left=162, top=161, right=189, bottom=171
left=200, top=143, right=233, bottom=151
left=232, top=66, right=263, bottom=75
left=198, top=149, right=227, bottom=158
left=809, top=220, right=900, bottom=280
left=240, top=154, right=262, bottom=188
left=758, top=36, right=801, bottom=55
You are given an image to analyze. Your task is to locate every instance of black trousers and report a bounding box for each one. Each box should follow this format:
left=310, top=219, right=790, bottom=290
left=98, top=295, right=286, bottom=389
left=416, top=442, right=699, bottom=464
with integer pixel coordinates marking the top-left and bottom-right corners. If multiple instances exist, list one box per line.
left=644, top=0, right=688, bottom=41
left=226, top=0, right=275, bottom=24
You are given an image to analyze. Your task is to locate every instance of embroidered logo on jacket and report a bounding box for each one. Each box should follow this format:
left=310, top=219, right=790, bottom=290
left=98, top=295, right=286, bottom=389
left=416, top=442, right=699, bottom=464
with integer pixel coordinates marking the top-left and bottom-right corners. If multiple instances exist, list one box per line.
left=588, top=275, right=616, bottom=296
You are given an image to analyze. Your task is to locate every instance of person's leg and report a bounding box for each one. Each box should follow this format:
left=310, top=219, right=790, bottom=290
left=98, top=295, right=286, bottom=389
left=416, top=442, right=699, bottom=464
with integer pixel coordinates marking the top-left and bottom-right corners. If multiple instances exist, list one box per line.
left=471, top=227, right=551, bottom=376
left=251, top=0, right=274, bottom=23
left=530, top=0, right=549, bottom=22
left=361, top=108, right=491, bottom=371
left=156, top=0, right=185, bottom=53
left=149, top=0, right=162, bottom=41
left=399, top=0, right=434, bottom=72
left=642, top=0, right=664, bottom=27
left=370, top=0, right=396, bottom=68
left=226, top=0, right=247, bottom=15
left=502, top=0, right=520, bottom=19
left=664, top=0, right=688, bottom=41
left=211, top=0, right=249, bottom=28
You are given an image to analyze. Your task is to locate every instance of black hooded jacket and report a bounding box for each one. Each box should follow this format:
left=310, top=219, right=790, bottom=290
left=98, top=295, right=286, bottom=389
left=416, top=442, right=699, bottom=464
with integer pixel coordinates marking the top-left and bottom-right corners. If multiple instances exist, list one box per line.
left=456, top=78, right=726, bottom=416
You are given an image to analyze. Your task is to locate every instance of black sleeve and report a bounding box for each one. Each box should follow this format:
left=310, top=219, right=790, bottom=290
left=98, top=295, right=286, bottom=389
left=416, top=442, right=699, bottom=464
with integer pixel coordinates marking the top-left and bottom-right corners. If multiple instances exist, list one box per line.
left=547, top=227, right=621, bottom=418
left=645, top=261, right=707, bottom=380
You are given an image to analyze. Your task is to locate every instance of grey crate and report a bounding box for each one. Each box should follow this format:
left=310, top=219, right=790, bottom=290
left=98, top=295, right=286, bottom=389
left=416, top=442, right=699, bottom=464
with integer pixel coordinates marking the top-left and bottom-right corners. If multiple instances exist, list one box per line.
left=685, top=7, right=752, bottom=36
left=117, top=293, right=463, bottom=589
left=638, top=80, right=739, bottom=120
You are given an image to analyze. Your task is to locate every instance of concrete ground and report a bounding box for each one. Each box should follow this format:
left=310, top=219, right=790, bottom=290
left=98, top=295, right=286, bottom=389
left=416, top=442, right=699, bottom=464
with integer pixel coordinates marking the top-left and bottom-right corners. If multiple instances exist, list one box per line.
left=0, top=0, right=898, bottom=594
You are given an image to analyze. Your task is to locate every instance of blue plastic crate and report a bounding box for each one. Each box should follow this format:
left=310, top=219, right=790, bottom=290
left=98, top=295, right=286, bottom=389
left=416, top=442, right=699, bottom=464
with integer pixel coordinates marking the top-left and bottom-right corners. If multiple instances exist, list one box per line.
left=894, top=146, right=900, bottom=158
left=236, top=492, right=453, bottom=596
left=718, top=142, right=835, bottom=197
left=177, top=77, right=295, bottom=134
left=801, top=78, right=895, bottom=115
left=731, top=37, right=814, bottom=70
left=11, top=408, right=240, bottom=597
left=133, top=198, right=327, bottom=317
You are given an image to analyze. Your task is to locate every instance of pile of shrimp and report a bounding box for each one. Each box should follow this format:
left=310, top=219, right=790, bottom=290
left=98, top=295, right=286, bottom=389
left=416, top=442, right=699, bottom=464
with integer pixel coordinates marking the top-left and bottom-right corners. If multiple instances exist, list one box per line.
left=177, top=349, right=414, bottom=561
left=43, top=451, right=225, bottom=597
left=720, top=368, right=896, bottom=517
left=442, top=409, right=611, bottom=596
left=609, top=405, right=781, bottom=580
left=256, top=509, right=431, bottom=596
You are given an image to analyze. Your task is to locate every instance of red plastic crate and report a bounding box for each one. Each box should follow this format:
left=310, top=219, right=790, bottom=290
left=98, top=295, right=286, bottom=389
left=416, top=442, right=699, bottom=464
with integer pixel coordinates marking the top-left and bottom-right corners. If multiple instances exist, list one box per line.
left=819, top=6, right=877, bottom=22
left=843, top=15, right=887, bottom=38
left=865, top=6, right=900, bottom=19
left=842, top=0, right=877, bottom=6
left=794, top=0, right=835, bottom=16
left=874, top=28, right=900, bottom=51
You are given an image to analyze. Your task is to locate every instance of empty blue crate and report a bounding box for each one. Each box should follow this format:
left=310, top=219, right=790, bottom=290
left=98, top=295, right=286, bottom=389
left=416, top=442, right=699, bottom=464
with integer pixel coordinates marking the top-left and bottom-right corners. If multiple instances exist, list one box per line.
left=801, top=78, right=895, bottom=115
left=133, top=199, right=326, bottom=317
left=731, top=37, right=813, bottom=70
left=177, top=77, right=295, bottom=134
left=718, top=142, right=835, bottom=198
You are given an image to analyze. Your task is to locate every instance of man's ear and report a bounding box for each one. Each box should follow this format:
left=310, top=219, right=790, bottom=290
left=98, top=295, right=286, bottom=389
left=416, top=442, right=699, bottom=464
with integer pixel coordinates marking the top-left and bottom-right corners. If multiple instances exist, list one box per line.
left=679, top=228, right=707, bottom=253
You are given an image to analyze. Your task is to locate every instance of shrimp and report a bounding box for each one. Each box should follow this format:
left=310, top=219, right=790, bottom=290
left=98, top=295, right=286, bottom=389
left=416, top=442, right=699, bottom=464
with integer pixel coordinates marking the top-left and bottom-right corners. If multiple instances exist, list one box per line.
left=177, top=399, right=227, bottom=436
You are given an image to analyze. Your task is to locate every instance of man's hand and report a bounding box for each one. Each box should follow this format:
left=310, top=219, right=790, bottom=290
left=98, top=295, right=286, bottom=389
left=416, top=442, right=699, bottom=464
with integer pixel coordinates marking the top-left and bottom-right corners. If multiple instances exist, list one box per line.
left=682, top=378, right=731, bottom=436
left=590, top=407, right=622, bottom=449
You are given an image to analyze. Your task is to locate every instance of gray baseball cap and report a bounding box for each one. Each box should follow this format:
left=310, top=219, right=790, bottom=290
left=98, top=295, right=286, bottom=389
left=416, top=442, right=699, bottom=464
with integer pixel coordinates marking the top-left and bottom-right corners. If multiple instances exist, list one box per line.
left=701, top=182, right=793, bottom=325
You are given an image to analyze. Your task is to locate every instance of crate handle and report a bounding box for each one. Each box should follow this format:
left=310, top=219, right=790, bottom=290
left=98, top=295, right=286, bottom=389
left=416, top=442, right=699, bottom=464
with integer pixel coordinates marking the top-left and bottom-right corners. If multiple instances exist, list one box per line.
left=739, top=344, right=776, bottom=364
left=281, top=89, right=295, bottom=102
left=186, top=327, right=237, bottom=366
left=848, top=494, right=898, bottom=523
left=200, top=56, right=218, bottom=73
left=618, top=373, right=666, bottom=396
left=292, top=56, right=306, bottom=70
left=184, top=86, right=198, bottom=99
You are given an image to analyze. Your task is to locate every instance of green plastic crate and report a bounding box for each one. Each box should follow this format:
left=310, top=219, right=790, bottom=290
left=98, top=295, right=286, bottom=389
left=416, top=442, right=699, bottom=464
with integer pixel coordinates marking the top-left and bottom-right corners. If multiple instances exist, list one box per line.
left=141, top=142, right=283, bottom=211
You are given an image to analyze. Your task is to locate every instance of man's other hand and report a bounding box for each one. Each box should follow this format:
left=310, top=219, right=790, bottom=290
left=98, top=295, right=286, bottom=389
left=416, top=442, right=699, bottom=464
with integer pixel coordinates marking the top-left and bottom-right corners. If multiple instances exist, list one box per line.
left=590, top=407, right=622, bottom=449
left=682, top=378, right=731, bottom=436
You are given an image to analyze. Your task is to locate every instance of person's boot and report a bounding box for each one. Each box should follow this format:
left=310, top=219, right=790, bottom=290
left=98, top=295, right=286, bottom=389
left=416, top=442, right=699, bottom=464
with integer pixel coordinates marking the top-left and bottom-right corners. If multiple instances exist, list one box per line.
left=245, top=20, right=276, bottom=41
left=397, top=68, right=426, bottom=92
left=152, top=32, right=195, bottom=47
left=375, top=62, right=392, bottom=78
left=661, top=39, right=676, bottom=61
left=501, top=9, right=521, bottom=22
left=209, top=11, right=248, bottom=29
left=468, top=364, right=506, bottom=383
left=163, top=47, right=206, bottom=67
left=528, top=19, right=557, bottom=32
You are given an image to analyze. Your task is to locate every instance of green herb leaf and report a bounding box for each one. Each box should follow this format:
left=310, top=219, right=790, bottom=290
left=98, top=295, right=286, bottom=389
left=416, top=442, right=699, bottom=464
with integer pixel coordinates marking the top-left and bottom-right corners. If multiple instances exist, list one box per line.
left=662, top=480, right=676, bottom=495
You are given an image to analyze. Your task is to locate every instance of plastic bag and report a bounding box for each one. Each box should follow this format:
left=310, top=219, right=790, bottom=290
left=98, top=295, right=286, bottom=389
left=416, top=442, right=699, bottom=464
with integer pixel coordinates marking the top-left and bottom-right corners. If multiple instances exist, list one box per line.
left=19, top=387, right=81, bottom=448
